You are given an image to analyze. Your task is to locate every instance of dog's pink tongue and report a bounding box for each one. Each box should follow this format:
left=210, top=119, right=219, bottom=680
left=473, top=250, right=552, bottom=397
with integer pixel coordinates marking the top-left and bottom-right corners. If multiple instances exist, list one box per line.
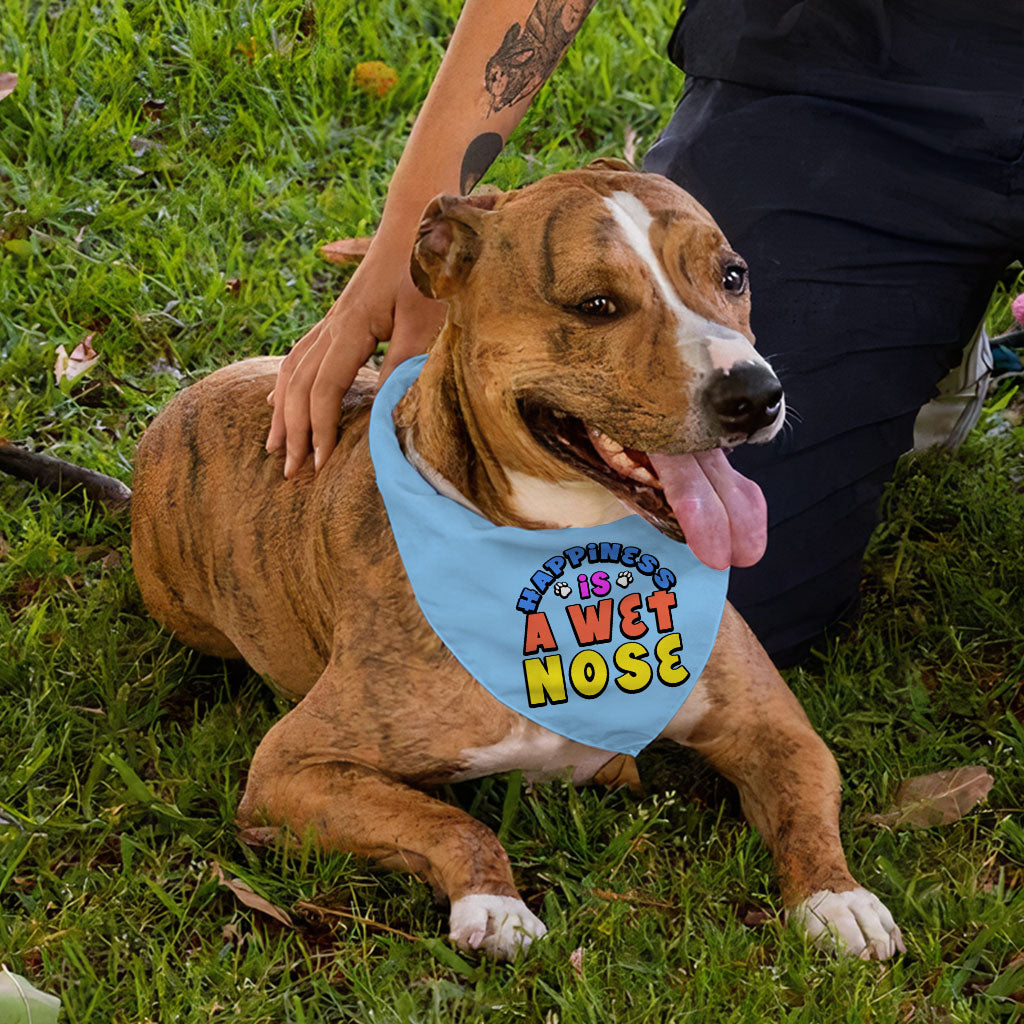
left=648, top=450, right=767, bottom=570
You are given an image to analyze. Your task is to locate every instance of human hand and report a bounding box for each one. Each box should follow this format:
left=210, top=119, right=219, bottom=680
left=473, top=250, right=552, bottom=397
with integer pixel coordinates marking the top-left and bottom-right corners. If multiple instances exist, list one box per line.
left=266, top=244, right=447, bottom=477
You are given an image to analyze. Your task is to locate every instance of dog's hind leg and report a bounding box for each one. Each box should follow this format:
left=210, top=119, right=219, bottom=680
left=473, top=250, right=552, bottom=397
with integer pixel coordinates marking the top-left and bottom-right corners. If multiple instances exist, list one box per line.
left=664, top=604, right=904, bottom=960
left=238, top=693, right=546, bottom=960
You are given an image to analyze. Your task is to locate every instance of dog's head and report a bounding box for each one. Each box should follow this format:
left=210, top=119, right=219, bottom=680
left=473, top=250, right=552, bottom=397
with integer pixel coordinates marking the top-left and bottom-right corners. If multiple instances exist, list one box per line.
left=410, top=164, right=785, bottom=570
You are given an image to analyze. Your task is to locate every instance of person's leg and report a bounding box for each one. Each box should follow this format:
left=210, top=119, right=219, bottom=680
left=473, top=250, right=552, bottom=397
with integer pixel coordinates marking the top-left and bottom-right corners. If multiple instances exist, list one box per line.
left=645, top=79, right=1018, bottom=662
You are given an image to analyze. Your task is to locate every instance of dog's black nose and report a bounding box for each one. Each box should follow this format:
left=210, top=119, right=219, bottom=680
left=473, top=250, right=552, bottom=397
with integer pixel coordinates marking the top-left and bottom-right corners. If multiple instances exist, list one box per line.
left=704, top=363, right=783, bottom=438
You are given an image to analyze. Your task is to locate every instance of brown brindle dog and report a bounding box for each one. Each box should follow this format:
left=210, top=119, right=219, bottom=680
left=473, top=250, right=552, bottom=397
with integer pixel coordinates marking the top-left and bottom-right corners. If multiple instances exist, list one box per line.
left=131, top=165, right=903, bottom=960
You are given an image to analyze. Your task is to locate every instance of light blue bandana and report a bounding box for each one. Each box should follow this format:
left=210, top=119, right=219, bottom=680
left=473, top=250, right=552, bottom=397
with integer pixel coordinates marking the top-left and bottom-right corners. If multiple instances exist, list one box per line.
left=369, top=356, right=729, bottom=756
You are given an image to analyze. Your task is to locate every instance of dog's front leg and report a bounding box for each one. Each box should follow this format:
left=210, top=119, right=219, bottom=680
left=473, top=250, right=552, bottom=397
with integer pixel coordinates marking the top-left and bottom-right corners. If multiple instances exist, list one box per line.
left=664, top=605, right=904, bottom=959
left=237, top=681, right=546, bottom=960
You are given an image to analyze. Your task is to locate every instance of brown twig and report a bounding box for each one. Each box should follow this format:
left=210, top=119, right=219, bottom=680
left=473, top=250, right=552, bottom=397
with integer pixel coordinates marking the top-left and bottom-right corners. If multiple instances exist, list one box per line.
left=0, top=441, right=131, bottom=511
left=588, top=888, right=677, bottom=911
left=293, top=901, right=420, bottom=942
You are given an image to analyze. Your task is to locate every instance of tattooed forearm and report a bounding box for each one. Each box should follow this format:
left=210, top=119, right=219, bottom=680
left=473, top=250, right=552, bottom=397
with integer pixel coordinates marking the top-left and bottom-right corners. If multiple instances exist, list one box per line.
left=484, top=0, right=596, bottom=114
left=459, top=2, right=594, bottom=193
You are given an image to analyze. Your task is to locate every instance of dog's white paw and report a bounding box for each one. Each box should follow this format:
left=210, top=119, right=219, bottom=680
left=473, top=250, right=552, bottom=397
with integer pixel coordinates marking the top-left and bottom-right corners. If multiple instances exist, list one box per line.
left=449, top=894, right=547, bottom=960
left=789, top=887, right=905, bottom=960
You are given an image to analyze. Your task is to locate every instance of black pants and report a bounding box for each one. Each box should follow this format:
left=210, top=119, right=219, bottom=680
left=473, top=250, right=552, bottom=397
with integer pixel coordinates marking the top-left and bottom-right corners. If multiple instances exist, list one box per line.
left=645, top=78, right=1024, bottom=662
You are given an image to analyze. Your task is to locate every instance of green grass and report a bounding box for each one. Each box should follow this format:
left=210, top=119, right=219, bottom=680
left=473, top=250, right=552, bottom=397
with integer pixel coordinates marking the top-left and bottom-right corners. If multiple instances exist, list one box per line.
left=1, top=1, right=1023, bottom=1021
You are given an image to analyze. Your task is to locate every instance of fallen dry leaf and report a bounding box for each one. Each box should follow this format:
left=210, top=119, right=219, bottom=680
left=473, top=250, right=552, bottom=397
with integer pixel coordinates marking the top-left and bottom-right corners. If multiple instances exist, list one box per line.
left=213, top=863, right=294, bottom=928
left=236, top=825, right=282, bottom=848
left=129, top=135, right=162, bottom=156
left=740, top=906, right=772, bottom=928
left=570, top=947, right=584, bottom=978
left=101, top=550, right=123, bottom=569
left=236, top=36, right=260, bottom=62
left=150, top=357, right=183, bottom=380
left=0, top=73, right=16, bottom=102
left=0, top=534, right=8, bottom=560
left=624, top=124, right=638, bottom=167
left=54, top=333, right=100, bottom=385
left=74, top=544, right=109, bottom=564
left=320, top=237, right=373, bottom=266
left=353, top=61, right=398, bottom=97
left=140, top=97, right=166, bottom=121
left=868, top=766, right=994, bottom=829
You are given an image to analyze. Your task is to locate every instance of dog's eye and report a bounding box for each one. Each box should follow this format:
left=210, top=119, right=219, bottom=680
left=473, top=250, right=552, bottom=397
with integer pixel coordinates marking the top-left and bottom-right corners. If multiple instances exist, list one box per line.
left=722, top=264, right=748, bottom=295
left=576, top=296, right=617, bottom=317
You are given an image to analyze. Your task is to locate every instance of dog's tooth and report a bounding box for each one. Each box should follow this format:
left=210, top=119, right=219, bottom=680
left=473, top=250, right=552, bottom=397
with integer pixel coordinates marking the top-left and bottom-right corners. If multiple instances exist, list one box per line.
left=588, top=428, right=624, bottom=457
left=585, top=427, right=661, bottom=487
left=624, top=463, right=658, bottom=486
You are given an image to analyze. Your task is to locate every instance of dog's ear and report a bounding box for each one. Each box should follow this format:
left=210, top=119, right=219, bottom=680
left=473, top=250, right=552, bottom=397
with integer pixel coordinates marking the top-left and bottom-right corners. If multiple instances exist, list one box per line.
left=411, top=193, right=501, bottom=299
left=585, top=157, right=635, bottom=173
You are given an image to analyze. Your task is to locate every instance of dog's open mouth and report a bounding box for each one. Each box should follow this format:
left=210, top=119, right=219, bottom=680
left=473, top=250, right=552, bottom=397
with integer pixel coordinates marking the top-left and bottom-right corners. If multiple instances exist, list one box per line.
left=520, top=402, right=767, bottom=570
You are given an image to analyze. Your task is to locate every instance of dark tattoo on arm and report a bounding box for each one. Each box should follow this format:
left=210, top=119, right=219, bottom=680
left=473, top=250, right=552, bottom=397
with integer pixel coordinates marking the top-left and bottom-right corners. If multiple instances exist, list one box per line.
left=460, top=132, right=504, bottom=193
left=459, top=3, right=594, bottom=194
left=484, top=0, right=596, bottom=114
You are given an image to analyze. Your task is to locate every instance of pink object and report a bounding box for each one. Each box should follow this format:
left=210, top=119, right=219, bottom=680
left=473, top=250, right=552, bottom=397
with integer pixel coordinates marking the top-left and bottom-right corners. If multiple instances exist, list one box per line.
left=1012, top=293, right=1024, bottom=328
left=648, top=449, right=768, bottom=570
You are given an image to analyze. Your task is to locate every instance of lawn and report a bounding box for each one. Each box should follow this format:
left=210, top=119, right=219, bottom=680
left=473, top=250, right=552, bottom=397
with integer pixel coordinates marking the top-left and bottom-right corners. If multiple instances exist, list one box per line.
left=0, top=1, right=1022, bottom=1021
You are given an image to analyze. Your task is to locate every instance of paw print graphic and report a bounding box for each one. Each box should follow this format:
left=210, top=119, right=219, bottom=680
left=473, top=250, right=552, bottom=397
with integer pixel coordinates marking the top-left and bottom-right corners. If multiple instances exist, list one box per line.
left=552, top=582, right=572, bottom=598
left=616, top=571, right=633, bottom=588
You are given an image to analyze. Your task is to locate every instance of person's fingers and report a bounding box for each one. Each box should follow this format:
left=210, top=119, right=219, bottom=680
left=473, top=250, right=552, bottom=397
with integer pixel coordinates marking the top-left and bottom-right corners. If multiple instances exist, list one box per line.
left=266, top=322, right=321, bottom=453
left=281, top=335, right=332, bottom=477
left=267, top=251, right=418, bottom=474
left=265, top=366, right=291, bottom=454
left=379, top=290, right=447, bottom=382
left=309, top=328, right=378, bottom=471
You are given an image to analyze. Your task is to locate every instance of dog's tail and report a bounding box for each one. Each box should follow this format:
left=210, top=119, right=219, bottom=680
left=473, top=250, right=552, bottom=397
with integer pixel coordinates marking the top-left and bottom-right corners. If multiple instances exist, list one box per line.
left=0, top=441, right=131, bottom=511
